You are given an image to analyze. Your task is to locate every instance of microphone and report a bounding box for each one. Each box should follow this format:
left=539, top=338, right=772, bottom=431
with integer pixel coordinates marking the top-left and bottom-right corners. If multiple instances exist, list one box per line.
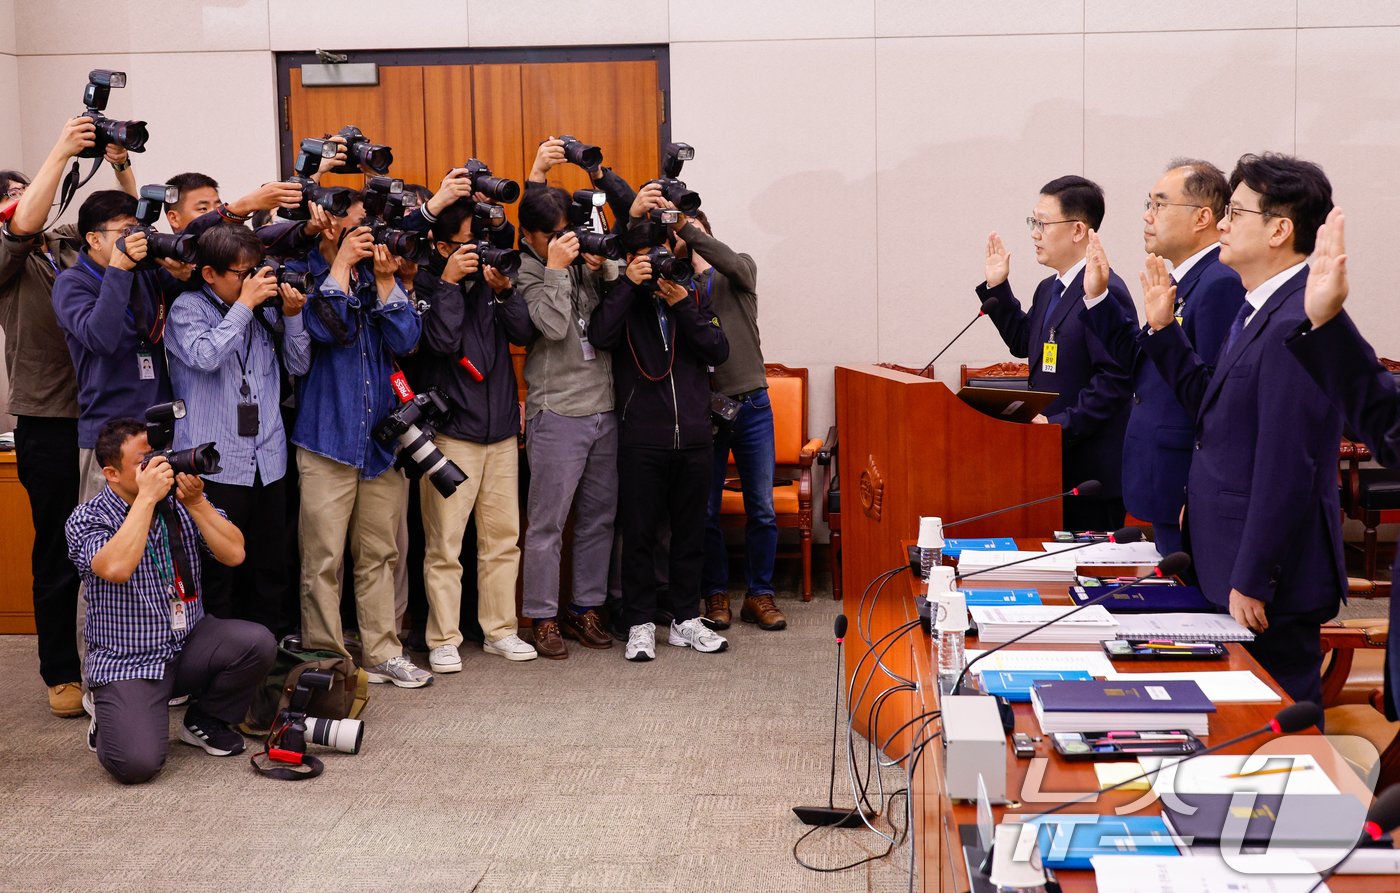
left=950, top=546, right=1183, bottom=696
left=941, top=479, right=1102, bottom=531
left=793, top=613, right=872, bottom=828
left=983, top=702, right=1322, bottom=882
left=919, top=296, right=998, bottom=376
left=953, top=525, right=1145, bottom=584
left=1306, top=786, right=1400, bottom=892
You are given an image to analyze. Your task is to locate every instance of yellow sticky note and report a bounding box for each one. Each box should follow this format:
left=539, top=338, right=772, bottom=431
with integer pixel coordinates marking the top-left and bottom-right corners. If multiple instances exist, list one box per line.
left=1095, top=761, right=1150, bottom=792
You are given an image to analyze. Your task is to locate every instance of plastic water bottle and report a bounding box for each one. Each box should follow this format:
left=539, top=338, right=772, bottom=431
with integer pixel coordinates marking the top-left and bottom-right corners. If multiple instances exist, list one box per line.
left=929, top=588, right=967, bottom=695
left=919, top=546, right=941, bottom=582
left=917, top=516, right=945, bottom=582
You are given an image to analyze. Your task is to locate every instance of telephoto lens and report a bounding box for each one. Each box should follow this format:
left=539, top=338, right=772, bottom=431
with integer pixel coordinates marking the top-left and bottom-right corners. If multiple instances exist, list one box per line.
left=146, top=229, right=196, bottom=264
left=305, top=716, right=364, bottom=755
left=559, top=135, right=603, bottom=170
left=476, top=243, right=521, bottom=277
left=646, top=246, right=695, bottom=286
left=464, top=159, right=520, bottom=204
left=164, top=443, right=222, bottom=476
left=574, top=229, right=622, bottom=260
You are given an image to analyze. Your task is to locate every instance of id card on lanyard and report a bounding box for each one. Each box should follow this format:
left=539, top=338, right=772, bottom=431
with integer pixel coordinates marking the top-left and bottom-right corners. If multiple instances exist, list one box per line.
left=1041, top=329, right=1058, bottom=374
left=147, top=512, right=195, bottom=632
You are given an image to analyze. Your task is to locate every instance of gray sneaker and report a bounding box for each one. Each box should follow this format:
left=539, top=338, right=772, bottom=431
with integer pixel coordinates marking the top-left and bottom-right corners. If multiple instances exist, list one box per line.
left=625, top=623, right=656, bottom=662
left=366, top=656, right=434, bottom=688
left=668, top=617, right=729, bottom=653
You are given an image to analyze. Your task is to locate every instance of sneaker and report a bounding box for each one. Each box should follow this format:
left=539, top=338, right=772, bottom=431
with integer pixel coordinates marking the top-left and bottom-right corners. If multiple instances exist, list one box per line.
left=48, top=682, right=84, bottom=718
left=483, top=634, right=538, bottom=662
left=701, top=593, right=732, bottom=631
left=168, top=694, right=189, bottom=707
left=740, top=592, right=787, bottom=631
left=179, top=709, right=246, bottom=756
left=83, top=690, right=96, bottom=752
left=428, top=645, right=463, bottom=674
left=366, top=655, right=435, bottom=688
left=625, top=623, right=656, bottom=662
left=668, top=617, right=729, bottom=653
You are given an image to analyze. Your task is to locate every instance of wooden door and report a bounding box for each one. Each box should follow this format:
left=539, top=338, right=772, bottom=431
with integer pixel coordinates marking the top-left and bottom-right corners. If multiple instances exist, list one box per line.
left=286, top=66, right=429, bottom=189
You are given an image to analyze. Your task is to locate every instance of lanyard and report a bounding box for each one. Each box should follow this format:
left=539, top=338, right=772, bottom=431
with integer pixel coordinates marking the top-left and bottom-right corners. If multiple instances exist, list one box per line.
left=145, top=511, right=195, bottom=602
left=201, top=287, right=257, bottom=395
left=80, top=253, right=166, bottom=344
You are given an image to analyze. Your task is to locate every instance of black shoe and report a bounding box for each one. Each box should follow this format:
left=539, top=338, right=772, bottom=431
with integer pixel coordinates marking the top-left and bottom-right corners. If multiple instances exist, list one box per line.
left=179, top=709, right=246, bottom=756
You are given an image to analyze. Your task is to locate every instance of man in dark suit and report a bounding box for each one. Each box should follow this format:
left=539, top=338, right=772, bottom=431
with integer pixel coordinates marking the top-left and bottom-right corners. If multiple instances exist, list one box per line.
left=1286, top=208, right=1400, bottom=721
left=1139, top=153, right=1341, bottom=709
left=977, top=175, right=1136, bottom=531
left=1081, top=160, right=1245, bottom=556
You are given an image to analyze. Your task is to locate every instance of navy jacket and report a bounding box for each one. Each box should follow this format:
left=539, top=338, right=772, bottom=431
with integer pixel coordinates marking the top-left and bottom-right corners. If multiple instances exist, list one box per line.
left=1082, top=248, right=1245, bottom=523
left=977, top=267, right=1136, bottom=498
left=1141, top=267, right=1344, bottom=615
left=1287, top=311, right=1400, bottom=720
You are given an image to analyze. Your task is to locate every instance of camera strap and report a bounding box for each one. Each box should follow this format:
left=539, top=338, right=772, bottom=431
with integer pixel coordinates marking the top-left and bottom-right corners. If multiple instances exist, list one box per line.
left=47, top=157, right=104, bottom=231
left=250, top=747, right=325, bottom=780
left=152, top=499, right=198, bottom=602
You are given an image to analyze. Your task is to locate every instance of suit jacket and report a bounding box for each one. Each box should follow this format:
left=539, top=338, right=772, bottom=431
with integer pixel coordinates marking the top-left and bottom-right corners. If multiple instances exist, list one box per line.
left=1081, top=248, right=1245, bottom=523
left=977, top=267, right=1136, bottom=498
left=1287, top=310, right=1400, bottom=720
left=1140, top=267, right=1344, bottom=616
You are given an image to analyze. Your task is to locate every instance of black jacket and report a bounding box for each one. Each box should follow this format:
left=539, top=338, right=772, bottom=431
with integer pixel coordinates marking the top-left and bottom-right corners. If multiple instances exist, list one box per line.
left=411, top=265, right=535, bottom=444
left=590, top=276, right=728, bottom=449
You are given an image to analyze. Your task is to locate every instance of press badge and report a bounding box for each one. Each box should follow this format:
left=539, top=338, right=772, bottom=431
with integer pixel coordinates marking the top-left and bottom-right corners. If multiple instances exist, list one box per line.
left=170, top=597, right=187, bottom=632
left=579, top=317, right=596, bottom=361
left=137, top=350, right=156, bottom=380
left=1041, top=341, right=1058, bottom=374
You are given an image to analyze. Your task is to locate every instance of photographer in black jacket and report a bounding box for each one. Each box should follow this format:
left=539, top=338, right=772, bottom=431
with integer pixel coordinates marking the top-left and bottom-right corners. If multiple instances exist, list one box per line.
left=590, top=252, right=729, bottom=662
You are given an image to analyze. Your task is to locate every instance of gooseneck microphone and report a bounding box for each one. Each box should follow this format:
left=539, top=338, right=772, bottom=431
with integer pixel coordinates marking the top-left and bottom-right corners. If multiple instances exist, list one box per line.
left=1306, top=786, right=1400, bottom=892
left=941, top=480, right=1102, bottom=531
left=919, top=296, right=999, bottom=376
left=953, top=525, right=1144, bottom=584
left=793, top=614, right=871, bottom=828
left=950, top=547, right=1187, bottom=696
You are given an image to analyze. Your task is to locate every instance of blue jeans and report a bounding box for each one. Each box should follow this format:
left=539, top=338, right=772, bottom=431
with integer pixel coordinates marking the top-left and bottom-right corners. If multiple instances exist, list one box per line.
left=703, top=390, right=778, bottom=596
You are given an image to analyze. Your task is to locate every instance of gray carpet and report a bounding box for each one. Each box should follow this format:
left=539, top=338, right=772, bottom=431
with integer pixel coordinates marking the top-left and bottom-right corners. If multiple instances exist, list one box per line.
left=0, top=595, right=914, bottom=893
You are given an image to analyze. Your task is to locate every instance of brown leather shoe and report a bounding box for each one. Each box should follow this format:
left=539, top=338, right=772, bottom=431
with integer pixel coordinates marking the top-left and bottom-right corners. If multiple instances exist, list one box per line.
left=741, top=593, right=787, bottom=631
left=559, top=608, right=614, bottom=649
left=531, top=619, right=568, bottom=660
left=702, top=593, right=732, bottom=630
left=48, top=682, right=84, bottom=718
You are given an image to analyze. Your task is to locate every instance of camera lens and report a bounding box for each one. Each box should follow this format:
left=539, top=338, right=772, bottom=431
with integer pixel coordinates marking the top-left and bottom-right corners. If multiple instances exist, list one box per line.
left=355, top=143, right=393, bottom=174
left=165, top=443, right=222, bottom=476
left=306, top=716, right=364, bottom=754
left=662, top=180, right=701, bottom=214
left=575, top=230, right=622, bottom=261
left=477, top=245, right=521, bottom=276
left=97, top=117, right=148, bottom=153
left=564, top=140, right=603, bottom=169
left=149, top=231, right=197, bottom=265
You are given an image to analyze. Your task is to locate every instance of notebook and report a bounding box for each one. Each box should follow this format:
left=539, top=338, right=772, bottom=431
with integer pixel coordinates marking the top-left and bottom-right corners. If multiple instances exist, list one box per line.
left=1112, top=613, right=1255, bottom=642
left=961, top=588, right=1043, bottom=607
left=943, top=537, right=1019, bottom=559
left=1069, top=583, right=1214, bottom=613
left=980, top=669, right=1095, bottom=702
left=1102, top=671, right=1280, bottom=704
left=1023, top=815, right=1180, bottom=869
left=1030, top=679, right=1215, bottom=735
left=1160, top=793, right=1367, bottom=849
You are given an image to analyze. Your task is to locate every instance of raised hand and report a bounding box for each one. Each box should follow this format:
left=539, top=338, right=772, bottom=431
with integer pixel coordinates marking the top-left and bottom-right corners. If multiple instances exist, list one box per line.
left=985, top=232, right=1010, bottom=288
left=1139, top=253, right=1177, bottom=331
left=1305, top=207, right=1348, bottom=329
left=547, top=231, right=580, bottom=270
left=441, top=243, right=480, bottom=285
left=237, top=266, right=278, bottom=309
left=530, top=137, right=567, bottom=182
left=1083, top=229, right=1109, bottom=299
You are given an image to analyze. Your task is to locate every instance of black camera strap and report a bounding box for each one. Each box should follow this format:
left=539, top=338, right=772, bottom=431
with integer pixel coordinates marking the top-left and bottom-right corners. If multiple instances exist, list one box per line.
left=46, top=156, right=105, bottom=232
left=153, top=497, right=198, bottom=603
left=250, top=747, right=324, bottom=780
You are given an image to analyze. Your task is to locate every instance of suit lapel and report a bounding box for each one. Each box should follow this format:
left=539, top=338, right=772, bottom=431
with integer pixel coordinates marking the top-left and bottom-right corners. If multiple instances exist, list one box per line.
left=1046, top=268, right=1087, bottom=337
left=1027, top=275, right=1056, bottom=370
left=1199, top=267, right=1307, bottom=416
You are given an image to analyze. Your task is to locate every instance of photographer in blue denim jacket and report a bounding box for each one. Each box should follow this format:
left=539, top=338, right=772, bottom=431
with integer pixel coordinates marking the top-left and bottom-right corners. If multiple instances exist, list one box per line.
left=283, top=194, right=431, bottom=689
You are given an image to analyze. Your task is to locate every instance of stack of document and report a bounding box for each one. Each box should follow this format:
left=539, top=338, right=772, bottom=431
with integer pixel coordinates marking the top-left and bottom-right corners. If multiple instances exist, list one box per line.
left=1102, top=670, right=1280, bottom=704
left=969, top=604, right=1120, bottom=644
left=1042, top=540, right=1164, bottom=565
left=1112, top=613, right=1255, bottom=642
left=956, top=549, right=1081, bottom=582
left=965, top=648, right=1116, bottom=678
left=1091, top=853, right=1329, bottom=892
left=1030, top=678, right=1215, bottom=735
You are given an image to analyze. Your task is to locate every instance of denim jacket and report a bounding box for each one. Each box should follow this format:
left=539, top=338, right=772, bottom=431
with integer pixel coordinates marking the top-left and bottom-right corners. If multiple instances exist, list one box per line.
left=287, top=249, right=422, bottom=478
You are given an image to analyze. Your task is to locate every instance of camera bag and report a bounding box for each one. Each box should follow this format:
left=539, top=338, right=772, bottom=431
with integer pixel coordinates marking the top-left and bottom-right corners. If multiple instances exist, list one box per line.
left=240, top=645, right=369, bottom=735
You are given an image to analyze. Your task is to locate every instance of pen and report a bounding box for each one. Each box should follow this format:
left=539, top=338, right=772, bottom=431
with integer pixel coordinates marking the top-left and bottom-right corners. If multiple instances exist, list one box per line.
left=1224, top=765, right=1314, bottom=779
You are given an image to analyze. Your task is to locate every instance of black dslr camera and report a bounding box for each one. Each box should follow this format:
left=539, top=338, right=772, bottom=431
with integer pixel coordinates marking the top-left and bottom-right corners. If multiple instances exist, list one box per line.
left=124, top=184, right=197, bottom=268
left=463, top=159, right=520, bottom=204
left=362, top=177, right=432, bottom=264
left=558, top=135, right=603, bottom=170
left=565, top=190, right=622, bottom=261
left=254, top=260, right=313, bottom=308
left=648, top=141, right=701, bottom=214
left=330, top=125, right=393, bottom=175
left=283, top=138, right=353, bottom=221
left=143, top=400, right=221, bottom=476
left=78, top=69, right=148, bottom=159
left=266, top=668, right=365, bottom=768
left=464, top=204, right=521, bottom=278
left=373, top=389, right=468, bottom=498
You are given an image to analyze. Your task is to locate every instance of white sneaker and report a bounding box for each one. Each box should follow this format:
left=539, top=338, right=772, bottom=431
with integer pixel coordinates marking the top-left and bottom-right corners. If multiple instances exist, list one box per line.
left=429, top=644, right=463, bottom=674
left=366, top=655, right=434, bottom=688
left=625, top=623, right=656, bottom=662
left=168, top=694, right=189, bottom=707
left=483, top=634, right=538, bottom=662
left=669, top=617, right=729, bottom=653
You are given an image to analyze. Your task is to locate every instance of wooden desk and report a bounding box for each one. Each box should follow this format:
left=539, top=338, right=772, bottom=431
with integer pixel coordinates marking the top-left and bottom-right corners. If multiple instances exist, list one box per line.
left=0, top=451, right=37, bottom=633
left=846, top=540, right=1394, bottom=891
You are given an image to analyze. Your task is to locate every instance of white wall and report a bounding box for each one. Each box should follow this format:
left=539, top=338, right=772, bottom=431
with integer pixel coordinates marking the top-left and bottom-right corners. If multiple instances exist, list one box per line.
left=10, top=2, right=1400, bottom=535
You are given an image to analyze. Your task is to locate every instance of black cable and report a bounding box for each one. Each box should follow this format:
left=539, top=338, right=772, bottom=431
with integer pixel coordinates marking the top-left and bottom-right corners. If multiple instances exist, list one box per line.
left=792, top=788, right=909, bottom=872
left=903, top=724, right=943, bottom=893
left=854, top=682, right=916, bottom=811
left=869, top=567, right=915, bottom=687
left=856, top=565, right=906, bottom=647
left=845, top=619, right=924, bottom=839
left=877, top=709, right=942, bottom=759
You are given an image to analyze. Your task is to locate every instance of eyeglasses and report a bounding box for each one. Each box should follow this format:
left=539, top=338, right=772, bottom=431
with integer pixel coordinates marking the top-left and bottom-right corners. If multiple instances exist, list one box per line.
left=225, top=265, right=258, bottom=280
left=439, top=240, right=476, bottom=248
left=92, top=225, right=136, bottom=236
left=1025, top=217, right=1078, bottom=235
left=1223, top=203, right=1276, bottom=223
left=1144, top=198, right=1204, bottom=215
left=4, top=186, right=25, bottom=200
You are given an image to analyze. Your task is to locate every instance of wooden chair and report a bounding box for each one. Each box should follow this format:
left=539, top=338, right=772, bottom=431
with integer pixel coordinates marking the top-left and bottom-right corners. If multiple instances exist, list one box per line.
left=1320, top=614, right=1400, bottom=791
left=718, top=364, right=823, bottom=601
left=961, top=361, right=1031, bottom=390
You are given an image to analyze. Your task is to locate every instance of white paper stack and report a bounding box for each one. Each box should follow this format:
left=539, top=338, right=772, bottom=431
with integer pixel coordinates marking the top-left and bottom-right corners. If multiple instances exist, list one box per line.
left=969, top=604, right=1120, bottom=644
left=1112, top=613, right=1255, bottom=642
left=1091, top=853, right=1329, bottom=893
left=1041, top=540, right=1164, bottom=565
left=956, top=549, right=1081, bottom=583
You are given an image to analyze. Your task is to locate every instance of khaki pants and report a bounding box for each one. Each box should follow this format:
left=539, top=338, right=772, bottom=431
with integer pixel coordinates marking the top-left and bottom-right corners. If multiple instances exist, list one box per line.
left=297, top=450, right=407, bottom=669
left=420, top=434, right=520, bottom=647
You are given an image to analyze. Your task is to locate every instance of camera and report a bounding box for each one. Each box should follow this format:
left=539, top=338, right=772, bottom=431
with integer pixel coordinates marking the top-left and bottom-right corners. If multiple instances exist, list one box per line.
left=463, top=159, right=520, bottom=204
left=331, top=125, right=393, bottom=175
left=269, top=668, right=365, bottom=758
left=373, top=389, right=468, bottom=498
left=465, top=204, right=521, bottom=277
left=283, top=138, right=352, bottom=221
left=637, top=245, right=695, bottom=291
left=648, top=141, right=701, bottom=213
left=565, top=190, right=622, bottom=261
left=78, top=69, right=148, bottom=159
left=362, top=177, right=432, bottom=264
left=143, top=400, right=222, bottom=476
left=558, top=135, right=603, bottom=170
left=255, top=260, right=313, bottom=306
left=125, top=184, right=197, bottom=267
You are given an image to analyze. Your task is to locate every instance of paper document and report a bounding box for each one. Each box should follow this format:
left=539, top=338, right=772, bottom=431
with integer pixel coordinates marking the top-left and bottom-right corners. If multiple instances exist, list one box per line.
left=970, top=605, right=1119, bottom=644
left=1140, top=753, right=1339, bottom=797
left=1042, top=540, right=1164, bottom=564
left=1091, top=853, right=1328, bottom=893
left=964, top=648, right=1115, bottom=678
left=956, top=550, right=1080, bottom=582
left=1103, top=670, right=1280, bottom=703
left=1112, top=612, right=1255, bottom=642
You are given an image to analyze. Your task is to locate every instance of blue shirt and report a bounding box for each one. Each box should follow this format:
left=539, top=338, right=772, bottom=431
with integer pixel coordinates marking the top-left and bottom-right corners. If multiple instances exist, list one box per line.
left=66, top=487, right=221, bottom=687
left=51, top=253, right=179, bottom=448
left=165, top=286, right=313, bottom=486
left=287, top=250, right=421, bottom=477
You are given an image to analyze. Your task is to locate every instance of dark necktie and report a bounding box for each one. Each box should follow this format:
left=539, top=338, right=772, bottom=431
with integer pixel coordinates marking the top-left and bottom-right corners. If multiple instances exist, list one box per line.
left=1040, top=279, right=1066, bottom=344
left=1218, top=302, right=1253, bottom=358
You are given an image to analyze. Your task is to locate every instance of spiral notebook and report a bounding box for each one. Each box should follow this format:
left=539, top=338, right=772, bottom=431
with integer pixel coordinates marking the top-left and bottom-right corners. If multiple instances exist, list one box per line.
left=1111, top=613, right=1255, bottom=642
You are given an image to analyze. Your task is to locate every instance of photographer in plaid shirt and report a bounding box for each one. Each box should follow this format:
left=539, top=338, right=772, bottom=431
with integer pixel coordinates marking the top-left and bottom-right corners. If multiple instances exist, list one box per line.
left=65, top=417, right=274, bottom=784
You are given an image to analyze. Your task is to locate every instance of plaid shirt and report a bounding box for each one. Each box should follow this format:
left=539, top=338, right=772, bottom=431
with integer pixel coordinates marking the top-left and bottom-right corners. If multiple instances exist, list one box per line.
left=66, top=487, right=220, bottom=687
